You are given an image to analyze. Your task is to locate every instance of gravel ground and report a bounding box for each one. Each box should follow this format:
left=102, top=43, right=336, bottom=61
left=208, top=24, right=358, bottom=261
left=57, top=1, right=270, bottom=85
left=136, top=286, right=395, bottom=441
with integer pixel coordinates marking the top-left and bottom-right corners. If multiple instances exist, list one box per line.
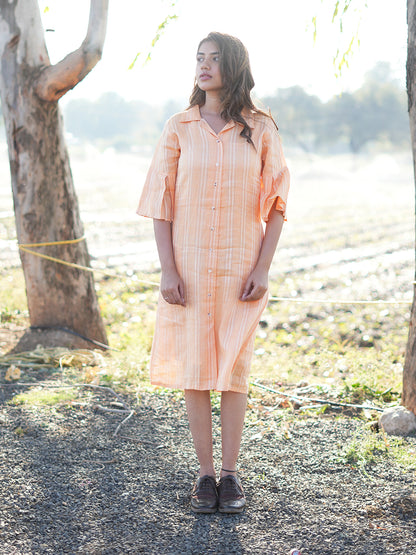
left=0, top=387, right=415, bottom=555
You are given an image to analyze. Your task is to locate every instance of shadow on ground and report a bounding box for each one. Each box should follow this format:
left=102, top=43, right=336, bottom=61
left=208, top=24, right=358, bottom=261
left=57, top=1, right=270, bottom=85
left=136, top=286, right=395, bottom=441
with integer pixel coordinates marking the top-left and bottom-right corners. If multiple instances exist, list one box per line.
left=0, top=388, right=415, bottom=554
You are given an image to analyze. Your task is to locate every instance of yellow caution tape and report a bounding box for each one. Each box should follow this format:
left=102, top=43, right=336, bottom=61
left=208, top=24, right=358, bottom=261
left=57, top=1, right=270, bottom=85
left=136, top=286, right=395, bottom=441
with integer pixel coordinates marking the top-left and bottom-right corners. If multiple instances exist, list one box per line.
left=18, top=244, right=160, bottom=287
left=19, top=236, right=86, bottom=248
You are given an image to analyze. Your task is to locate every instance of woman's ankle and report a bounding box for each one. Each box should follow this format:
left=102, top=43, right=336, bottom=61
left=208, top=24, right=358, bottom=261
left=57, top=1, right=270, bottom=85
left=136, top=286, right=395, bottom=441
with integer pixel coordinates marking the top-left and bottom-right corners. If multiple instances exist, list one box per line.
left=220, top=467, right=237, bottom=478
left=199, top=465, right=216, bottom=478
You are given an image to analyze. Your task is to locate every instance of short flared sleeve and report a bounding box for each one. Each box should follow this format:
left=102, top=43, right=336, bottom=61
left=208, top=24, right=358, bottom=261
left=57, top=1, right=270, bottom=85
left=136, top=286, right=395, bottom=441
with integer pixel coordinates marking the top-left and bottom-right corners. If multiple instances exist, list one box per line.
left=260, top=122, right=290, bottom=222
left=137, top=117, right=180, bottom=222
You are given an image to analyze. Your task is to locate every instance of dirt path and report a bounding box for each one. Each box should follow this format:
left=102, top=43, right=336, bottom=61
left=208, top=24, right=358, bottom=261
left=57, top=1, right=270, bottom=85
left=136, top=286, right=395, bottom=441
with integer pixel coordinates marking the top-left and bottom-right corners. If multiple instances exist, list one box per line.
left=0, top=386, right=415, bottom=555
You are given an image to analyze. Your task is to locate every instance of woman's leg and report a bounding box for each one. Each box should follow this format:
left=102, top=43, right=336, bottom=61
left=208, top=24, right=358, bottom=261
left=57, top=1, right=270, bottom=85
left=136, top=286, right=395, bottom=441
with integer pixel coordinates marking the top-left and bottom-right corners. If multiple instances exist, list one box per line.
left=184, top=389, right=215, bottom=477
left=220, top=391, right=248, bottom=477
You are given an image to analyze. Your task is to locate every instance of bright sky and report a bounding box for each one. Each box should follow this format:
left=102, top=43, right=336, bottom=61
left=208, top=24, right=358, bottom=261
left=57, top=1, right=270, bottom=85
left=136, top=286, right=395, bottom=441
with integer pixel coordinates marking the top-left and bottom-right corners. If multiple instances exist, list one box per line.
left=40, top=0, right=407, bottom=107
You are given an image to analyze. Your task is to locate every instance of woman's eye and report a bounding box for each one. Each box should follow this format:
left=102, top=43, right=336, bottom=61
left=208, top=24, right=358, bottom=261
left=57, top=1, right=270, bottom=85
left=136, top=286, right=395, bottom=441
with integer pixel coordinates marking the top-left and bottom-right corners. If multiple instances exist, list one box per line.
left=213, top=56, right=219, bottom=62
left=197, top=57, right=204, bottom=62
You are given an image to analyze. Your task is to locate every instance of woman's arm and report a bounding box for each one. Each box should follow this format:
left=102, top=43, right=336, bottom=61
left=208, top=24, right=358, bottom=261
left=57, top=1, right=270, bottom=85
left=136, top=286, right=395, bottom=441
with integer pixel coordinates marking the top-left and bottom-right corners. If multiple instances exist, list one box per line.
left=153, top=219, right=185, bottom=306
left=240, top=203, right=284, bottom=302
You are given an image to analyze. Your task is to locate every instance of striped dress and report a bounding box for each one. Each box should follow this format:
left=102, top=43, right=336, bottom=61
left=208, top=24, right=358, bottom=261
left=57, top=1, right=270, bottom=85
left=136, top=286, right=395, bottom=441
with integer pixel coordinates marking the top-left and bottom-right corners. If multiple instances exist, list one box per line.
left=137, top=105, right=290, bottom=393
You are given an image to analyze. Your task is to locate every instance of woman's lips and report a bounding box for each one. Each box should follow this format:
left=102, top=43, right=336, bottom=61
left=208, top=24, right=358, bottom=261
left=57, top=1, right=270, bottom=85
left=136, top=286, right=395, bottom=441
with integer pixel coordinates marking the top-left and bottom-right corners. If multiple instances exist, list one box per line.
left=199, top=74, right=211, bottom=81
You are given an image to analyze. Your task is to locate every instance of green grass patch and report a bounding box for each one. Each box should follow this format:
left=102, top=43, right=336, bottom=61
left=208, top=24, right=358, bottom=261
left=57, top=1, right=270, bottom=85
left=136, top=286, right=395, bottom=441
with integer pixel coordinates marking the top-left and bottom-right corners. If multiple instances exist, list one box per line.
left=0, top=264, right=409, bottom=409
left=339, top=429, right=416, bottom=472
left=8, top=387, right=78, bottom=406
left=97, top=273, right=158, bottom=392
left=250, top=291, right=406, bottom=403
left=0, top=267, right=28, bottom=324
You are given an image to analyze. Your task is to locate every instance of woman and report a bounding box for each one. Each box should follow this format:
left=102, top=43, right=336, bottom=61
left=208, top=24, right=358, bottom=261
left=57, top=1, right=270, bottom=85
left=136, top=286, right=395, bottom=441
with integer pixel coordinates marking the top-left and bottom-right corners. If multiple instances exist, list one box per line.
left=137, top=32, right=289, bottom=513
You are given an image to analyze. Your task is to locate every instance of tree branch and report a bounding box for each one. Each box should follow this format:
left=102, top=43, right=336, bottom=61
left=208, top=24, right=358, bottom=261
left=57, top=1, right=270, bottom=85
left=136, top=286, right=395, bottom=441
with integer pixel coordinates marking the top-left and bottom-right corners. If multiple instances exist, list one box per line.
left=35, top=0, right=109, bottom=102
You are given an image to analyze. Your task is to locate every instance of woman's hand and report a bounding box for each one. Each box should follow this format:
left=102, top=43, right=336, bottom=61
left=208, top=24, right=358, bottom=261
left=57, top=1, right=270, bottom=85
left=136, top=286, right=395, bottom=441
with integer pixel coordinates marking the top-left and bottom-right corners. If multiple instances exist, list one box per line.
left=240, top=203, right=284, bottom=303
left=153, top=219, right=185, bottom=306
left=161, top=268, right=186, bottom=306
left=240, top=266, right=268, bottom=302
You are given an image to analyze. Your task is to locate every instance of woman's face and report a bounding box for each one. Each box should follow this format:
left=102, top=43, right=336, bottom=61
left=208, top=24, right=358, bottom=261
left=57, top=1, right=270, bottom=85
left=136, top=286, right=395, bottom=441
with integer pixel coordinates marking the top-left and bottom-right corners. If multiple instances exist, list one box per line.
left=195, top=40, right=223, bottom=93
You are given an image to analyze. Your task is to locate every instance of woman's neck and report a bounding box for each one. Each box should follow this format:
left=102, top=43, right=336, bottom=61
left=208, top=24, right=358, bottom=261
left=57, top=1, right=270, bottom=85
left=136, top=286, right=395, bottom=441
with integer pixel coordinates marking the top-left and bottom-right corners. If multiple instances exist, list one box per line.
left=201, top=91, right=222, bottom=116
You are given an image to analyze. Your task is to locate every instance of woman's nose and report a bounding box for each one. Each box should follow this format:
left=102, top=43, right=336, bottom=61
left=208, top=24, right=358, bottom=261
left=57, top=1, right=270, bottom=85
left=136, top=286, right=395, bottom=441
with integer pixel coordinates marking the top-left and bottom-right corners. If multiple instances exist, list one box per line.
left=201, top=59, right=210, bottom=70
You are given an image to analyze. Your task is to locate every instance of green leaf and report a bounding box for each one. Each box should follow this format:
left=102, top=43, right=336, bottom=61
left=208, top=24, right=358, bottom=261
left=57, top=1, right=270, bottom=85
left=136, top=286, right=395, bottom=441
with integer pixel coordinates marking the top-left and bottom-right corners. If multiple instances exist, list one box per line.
left=128, top=52, right=141, bottom=71
left=332, top=0, right=340, bottom=23
left=312, top=16, right=317, bottom=43
left=129, top=13, right=179, bottom=69
left=343, top=0, right=353, bottom=14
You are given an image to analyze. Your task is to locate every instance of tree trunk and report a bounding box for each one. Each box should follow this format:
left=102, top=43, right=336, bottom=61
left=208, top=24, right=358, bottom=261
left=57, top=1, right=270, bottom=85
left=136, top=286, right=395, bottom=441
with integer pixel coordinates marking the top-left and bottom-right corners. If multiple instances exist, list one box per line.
left=0, top=0, right=108, bottom=349
left=404, top=0, right=416, bottom=412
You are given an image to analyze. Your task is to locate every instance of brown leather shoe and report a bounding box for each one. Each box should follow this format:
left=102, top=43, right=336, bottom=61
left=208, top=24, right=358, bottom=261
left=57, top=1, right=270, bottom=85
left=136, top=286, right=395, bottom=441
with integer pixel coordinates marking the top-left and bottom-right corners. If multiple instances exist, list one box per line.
left=217, top=474, right=246, bottom=513
left=190, top=475, right=218, bottom=513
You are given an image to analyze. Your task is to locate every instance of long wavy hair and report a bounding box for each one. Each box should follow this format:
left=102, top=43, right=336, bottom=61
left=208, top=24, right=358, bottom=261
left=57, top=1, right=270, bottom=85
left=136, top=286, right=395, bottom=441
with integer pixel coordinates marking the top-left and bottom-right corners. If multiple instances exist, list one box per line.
left=188, top=32, right=276, bottom=145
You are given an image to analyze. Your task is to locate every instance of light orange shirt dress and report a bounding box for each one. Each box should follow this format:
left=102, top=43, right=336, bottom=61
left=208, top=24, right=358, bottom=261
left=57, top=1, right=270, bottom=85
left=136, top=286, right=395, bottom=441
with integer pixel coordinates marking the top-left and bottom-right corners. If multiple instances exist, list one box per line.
left=137, top=105, right=290, bottom=393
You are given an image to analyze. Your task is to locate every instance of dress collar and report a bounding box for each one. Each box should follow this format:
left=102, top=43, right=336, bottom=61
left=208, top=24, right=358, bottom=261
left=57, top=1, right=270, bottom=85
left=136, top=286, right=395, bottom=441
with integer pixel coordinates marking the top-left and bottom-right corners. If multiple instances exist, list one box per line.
left=179, top=105, right=201, bottom=123
left=179, top=105, right=255, bottom=129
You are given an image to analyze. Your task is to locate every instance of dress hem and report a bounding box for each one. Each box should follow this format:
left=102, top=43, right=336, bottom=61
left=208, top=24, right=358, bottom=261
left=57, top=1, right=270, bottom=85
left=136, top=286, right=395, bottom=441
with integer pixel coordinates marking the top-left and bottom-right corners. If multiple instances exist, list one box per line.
left=150, top=378, right=249, bottom=394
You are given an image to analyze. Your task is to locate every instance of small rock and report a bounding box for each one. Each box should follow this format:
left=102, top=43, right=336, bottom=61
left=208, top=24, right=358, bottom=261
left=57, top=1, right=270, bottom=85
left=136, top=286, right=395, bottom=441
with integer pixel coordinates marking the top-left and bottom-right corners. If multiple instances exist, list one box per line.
left=359, top=335, right=374, bottom=348
left=296, top=380, right=309, bottom=388
left=5, top=365, right=21, bottom=381
left=379, top=406, right=416, bottom=436
left=306, top=312, right=324, bottom=320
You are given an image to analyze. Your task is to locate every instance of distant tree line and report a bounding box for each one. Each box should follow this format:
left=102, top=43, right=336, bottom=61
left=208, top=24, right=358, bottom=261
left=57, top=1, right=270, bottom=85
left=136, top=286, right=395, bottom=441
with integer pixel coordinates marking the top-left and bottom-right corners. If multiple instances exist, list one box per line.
left=63, top=94, right=183, bottom=151
left=61, top=62, right=409, bottom=154
left=264, top=63, right=409, bottom=153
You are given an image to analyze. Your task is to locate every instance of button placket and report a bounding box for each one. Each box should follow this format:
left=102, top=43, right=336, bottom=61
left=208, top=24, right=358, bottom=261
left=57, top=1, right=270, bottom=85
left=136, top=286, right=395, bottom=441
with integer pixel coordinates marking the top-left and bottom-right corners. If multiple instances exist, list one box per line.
left=207, top=136, right=222, bottom=318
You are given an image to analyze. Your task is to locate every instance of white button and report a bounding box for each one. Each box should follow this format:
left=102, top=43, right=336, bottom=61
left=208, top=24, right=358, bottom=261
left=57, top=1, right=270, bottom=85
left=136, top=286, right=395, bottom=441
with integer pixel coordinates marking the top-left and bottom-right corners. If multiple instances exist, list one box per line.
left=208, top=293, right=212, bottom=297
left=211, top=207, right=215, bottom=210
left=210, top=226, right=214, bottom=231
left=214, top=182, right=217, bottom=186
left=217, top=139, right=220, bottom=143
left=208, top=269, right=212, bottom=273
left=216, top=162, right=219, bottom=166
left=208, top=312, right=211, bottom=317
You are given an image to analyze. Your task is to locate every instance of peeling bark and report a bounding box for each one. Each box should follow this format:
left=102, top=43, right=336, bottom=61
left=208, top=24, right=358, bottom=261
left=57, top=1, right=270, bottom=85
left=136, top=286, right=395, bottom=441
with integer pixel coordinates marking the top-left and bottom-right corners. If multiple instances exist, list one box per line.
left=404, top=0, right=416, bottom=413
left=0, top=0, right=108, bottom=348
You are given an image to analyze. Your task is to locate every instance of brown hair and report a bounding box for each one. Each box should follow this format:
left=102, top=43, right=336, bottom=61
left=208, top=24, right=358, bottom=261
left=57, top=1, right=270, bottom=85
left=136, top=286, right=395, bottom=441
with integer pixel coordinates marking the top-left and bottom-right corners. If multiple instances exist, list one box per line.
left=188, top=32, right=276, bottom=145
